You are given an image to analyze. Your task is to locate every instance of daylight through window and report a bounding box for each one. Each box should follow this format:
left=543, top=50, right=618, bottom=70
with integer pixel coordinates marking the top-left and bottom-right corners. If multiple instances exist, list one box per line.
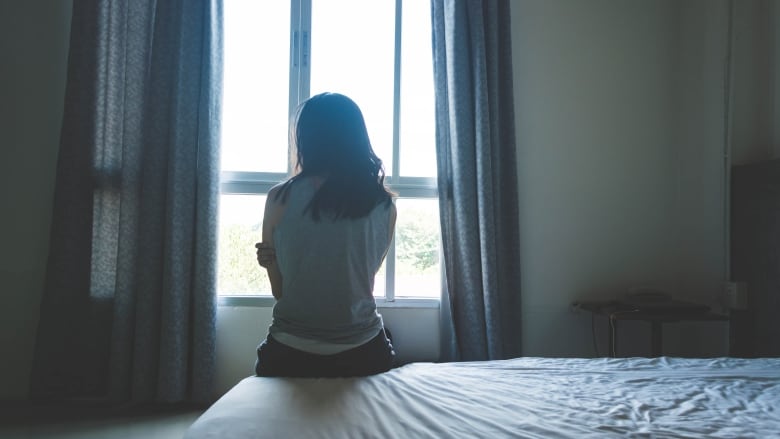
left=218, top=0, right=440, bottom=301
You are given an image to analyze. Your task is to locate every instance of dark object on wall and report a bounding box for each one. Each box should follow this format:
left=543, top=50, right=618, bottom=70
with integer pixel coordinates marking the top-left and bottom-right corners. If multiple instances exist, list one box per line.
left=730, top=159, right=780, bottom=357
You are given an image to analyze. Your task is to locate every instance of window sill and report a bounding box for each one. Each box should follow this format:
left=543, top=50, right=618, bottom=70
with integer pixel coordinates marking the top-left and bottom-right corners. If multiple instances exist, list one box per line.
left=218, top=295, right=440, bottom=309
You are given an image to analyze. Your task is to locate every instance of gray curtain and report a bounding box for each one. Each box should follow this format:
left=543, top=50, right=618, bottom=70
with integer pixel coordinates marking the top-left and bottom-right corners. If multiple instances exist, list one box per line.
left=30, top=0, right=222, bottom=404
left=432, top=0, right=522, bottom=361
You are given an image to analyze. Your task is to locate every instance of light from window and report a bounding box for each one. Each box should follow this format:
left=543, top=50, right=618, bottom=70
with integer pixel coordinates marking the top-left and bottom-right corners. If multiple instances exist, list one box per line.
left=217, top=0, right=440, bottom=300
left=220, top=1, right=290, bottom=173
left=217, top=194, right=269, bottom=295
left=395, top=198, right=440, bottom=298
left=400, top=0, right=436, bottom=178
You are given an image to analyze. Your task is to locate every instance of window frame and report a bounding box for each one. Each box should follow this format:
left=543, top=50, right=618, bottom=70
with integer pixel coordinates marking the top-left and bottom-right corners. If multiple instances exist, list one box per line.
left=218, top=0, right=441, bottom=307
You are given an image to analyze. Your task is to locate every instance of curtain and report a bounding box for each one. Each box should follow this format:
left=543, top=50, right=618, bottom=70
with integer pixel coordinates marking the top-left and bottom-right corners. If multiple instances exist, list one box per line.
left=30, top=0, right=222, bottom=404
left=432, top=0, right=522, bottom=361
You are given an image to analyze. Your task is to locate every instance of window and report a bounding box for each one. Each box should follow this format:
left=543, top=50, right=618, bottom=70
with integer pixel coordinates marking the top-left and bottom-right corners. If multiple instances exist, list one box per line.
left=218, top=0, right=440, bottom=302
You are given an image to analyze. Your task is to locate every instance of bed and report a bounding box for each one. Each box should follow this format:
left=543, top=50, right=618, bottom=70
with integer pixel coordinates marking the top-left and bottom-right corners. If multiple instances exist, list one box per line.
left=184, top=356, right=780, bottom=438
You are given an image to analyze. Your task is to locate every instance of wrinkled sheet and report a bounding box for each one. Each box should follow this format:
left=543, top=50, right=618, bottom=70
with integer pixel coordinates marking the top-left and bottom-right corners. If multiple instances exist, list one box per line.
left=184, top=357, right=780, bottom=439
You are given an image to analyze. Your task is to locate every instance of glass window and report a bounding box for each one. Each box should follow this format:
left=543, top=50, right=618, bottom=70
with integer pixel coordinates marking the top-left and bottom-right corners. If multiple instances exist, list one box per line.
left=218, top=0, right=440, bottom=301
left=217, top=194, right=269, bottom=295
left=221, top=1, right=290, bottom=173
left=399, top=0, right=436, bottom=178
left=394, top=198, right=441, bottom=298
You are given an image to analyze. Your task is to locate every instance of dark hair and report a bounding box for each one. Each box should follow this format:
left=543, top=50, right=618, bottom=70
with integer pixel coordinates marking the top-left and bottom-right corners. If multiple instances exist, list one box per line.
left=275, top=92, right=394, bottom=220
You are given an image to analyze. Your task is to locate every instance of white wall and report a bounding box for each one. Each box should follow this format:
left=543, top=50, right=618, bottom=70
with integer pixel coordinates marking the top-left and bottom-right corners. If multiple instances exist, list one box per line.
left=511, top=0, right=731, bottom=357
left=674, top=0, right=732, bottom=309
left=0, top=1, right=72, bottom=400
left=730, top=0, right=777, bottom=164
left=775, top=0, right=780, bottom=157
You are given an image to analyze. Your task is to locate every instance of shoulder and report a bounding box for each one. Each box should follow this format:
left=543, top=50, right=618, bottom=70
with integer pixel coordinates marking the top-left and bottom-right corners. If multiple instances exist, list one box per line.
left=264, top=180, right=294, bottom=221
left=267, top=182, right=286, bottom=202
left=268, top=177, right=300, bottom=205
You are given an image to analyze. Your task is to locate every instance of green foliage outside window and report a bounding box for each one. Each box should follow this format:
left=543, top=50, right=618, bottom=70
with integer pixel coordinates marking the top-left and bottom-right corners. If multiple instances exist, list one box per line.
left=395, top=205, right=439, bottom=274
left=217, top=222, right=269, bottom=295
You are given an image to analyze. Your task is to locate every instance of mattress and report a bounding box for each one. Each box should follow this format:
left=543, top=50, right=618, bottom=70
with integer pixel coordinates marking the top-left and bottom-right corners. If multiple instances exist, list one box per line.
left=184, top=357, right=780, bottom=438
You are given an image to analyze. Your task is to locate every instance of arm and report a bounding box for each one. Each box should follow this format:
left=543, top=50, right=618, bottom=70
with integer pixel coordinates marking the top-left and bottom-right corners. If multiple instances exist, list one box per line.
left=258, top=185, right=286, bottom=300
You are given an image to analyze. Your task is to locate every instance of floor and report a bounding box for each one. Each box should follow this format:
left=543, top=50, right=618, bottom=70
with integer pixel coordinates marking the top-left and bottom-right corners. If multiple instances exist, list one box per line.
left=0, top=403, right=204, bottom=439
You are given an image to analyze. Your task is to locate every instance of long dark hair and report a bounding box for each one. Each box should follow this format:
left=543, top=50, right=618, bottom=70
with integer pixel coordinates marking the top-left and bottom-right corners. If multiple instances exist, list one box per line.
left=275, top=92, right=393, bottom=220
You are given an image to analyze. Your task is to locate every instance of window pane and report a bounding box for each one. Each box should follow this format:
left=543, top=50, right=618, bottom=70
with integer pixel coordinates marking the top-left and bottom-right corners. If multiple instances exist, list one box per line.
left=217, top=194, right=271, bottom=295
left=394, top=198, right=441, bottom=298
left=221, top=2, right=290, bottom=173
left=399, top=0, right=436, bottom=177
left=310, top=0, right=396, bottom=174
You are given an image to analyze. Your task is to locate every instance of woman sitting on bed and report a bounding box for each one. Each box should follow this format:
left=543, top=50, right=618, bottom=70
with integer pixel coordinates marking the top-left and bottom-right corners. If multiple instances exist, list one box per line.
left=253, top=92, right=397, bottom=378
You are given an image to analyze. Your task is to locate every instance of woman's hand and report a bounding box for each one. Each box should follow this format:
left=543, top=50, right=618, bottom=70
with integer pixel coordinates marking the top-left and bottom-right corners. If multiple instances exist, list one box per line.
left=255, top=242, right=276, bottom=268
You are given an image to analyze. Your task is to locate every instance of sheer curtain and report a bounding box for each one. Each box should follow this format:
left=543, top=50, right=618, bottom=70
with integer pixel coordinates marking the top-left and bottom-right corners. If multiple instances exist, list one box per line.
left=30, top=0, right=222, bottom=403
left=432, top=0, right=522, bottom=361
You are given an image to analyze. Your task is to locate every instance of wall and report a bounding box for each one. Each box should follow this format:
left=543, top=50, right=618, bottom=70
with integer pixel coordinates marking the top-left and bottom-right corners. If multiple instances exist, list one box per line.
left=511, top=0, right=731, bottom=357
left=673, top=0, right=732, bottom=303
left=0, top=1, right=72, bottom=400
left=671, top=0, right=733, bottom=353
left=775, top=1, right=780, bottom=157
left=730, top=0, right=777, bottom=164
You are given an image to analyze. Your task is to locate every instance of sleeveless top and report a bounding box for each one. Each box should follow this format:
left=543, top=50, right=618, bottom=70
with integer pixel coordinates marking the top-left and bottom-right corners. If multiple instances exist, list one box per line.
left=268, top=177, right=393, bottom=353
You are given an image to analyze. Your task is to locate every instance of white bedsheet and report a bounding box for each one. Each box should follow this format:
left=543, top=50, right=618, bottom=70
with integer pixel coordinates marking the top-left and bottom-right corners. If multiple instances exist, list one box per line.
left=185, top=357, right=780, bottom=438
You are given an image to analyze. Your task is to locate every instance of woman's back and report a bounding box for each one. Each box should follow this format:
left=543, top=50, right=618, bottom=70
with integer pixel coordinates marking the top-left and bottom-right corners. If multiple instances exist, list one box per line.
left=269, top=176, right=394, bottom=344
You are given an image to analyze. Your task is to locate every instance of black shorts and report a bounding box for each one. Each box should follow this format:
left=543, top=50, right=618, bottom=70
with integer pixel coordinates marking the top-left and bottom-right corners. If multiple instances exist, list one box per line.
left=255, top=329, right=395, bottom=378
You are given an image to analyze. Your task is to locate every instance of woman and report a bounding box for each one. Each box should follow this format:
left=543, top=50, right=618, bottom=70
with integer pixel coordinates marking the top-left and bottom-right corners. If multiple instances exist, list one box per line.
left=254, top=92, right=397, bottom=378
